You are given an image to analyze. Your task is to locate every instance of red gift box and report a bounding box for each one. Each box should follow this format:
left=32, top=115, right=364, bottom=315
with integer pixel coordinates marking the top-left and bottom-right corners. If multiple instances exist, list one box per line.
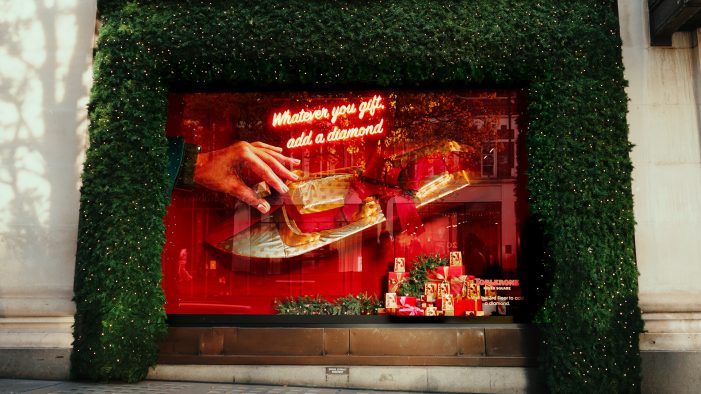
left=429, top=266, right=465, bottom=297
left=396, top=296, right=424, bottom=316
left=450, top=275, right=480, bottom=298
left=455, top=298, right=483, bottom=316
left=429, top=266, right=465, bottom=281
left=388, top=272, right=410, bottom=293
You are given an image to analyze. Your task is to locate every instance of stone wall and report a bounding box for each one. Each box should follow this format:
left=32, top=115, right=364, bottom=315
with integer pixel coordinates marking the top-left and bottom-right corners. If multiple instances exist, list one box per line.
left=620, top=1, right=701, bottom=393
left=0, top=0, right=95, bottom=379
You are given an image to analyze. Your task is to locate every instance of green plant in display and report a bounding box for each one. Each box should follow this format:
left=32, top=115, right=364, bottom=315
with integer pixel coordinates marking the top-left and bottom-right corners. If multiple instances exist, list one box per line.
left=76, top=0, right=643, bottom=391
left=274, top=294, right=382, bottom=316
left=398, top=254, right=447, bottom=297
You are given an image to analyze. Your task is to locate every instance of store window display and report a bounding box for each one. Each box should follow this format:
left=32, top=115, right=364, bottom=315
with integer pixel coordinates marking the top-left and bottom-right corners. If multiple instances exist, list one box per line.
left=162, top=90, right=526, bottom=318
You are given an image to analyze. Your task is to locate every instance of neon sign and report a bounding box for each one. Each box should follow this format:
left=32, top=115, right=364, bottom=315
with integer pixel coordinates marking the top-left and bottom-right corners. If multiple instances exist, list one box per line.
left=270, top=95, right=387, bottom=149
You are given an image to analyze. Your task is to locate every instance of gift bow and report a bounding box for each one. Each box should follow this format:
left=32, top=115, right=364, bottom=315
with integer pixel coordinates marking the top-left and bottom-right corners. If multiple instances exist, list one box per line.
left=428, top=266, right=452, bottom=297
left=398, top=296, right=423, bottom=316
left=388, top=274, right=408, bottom=293
left=451, top=275, right=478, bottom=298
left=429, top=267, right=473, bottom=296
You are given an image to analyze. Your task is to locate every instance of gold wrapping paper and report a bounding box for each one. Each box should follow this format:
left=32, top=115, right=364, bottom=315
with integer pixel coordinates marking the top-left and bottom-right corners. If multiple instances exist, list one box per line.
left=394, top=257, right=406, bottom=273
left=217, top=141, right=472, bottom=258
left=287, top=172, right=355, bottom=214
left=385, top=292, right=398, bottom=309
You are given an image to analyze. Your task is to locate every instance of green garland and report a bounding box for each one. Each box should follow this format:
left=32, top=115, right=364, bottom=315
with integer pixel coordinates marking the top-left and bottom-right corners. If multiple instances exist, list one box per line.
left=75, top=0, right=642, bottom=391
left=275, top=294, right=381, bottom=316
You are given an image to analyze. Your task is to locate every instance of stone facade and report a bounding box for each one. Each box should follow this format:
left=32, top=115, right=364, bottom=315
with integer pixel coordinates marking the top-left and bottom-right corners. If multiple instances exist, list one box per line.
left=621, top=1, right=701, bottom=392
left=0, top=0, right=96, bottom=379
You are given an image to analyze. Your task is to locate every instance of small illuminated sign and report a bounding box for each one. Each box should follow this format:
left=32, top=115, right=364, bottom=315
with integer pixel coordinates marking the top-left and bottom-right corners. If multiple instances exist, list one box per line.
left=270, top=95, right=388, bottom=149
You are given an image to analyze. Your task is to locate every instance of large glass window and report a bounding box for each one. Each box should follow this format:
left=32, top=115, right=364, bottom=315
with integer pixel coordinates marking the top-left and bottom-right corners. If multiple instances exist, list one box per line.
left=162, top=90, right=526, bottom=318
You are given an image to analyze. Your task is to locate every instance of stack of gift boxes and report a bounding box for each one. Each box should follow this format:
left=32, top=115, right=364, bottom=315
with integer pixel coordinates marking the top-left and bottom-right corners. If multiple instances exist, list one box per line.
left=384, top=252, right=484, bottom=317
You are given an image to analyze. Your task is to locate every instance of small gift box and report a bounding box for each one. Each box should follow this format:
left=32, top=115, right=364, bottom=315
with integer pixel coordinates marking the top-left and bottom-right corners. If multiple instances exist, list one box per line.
left=385, top=292, right=398, bottom=309
left=438, top=281, right=451, bottom=298
left=394, top=257, right=406, bottom=273
left=396, top=295, right=423, bottom=316
left=437, top=294, right=455, bottom=312
left=463, top=276, right=481, bottom=300
left=424, top=306, right=438, bottom=316
left=455, top=298, right=483, bottom=316
left=388, top=272, right=410, bottom=293
left=397, top=295, right=417, bottom=307
left=450, top=275, right=480, bottom=298
left=424, top=282, right=438, bottom=302
left=449, top=251, right=463, bottom=267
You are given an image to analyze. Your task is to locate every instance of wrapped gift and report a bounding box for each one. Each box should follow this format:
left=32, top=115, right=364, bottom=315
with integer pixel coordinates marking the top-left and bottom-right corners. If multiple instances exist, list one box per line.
left=424, top=282, right=438, bottom=302
left=428, top=265, right=465, bottom=281
left=429, top=265, right=464, bottom=300
left=398, top=295, right=417, bottom=307
left=394, top=257, right=406, bottom=273
left=438, top=281, right=451, bottom=298
left=429, top=266, right=465, bottom=282
left=424, top=306, right=438, bottom=316
left=436, top=294, right=455, bottom=312
left=455, top=298, right=483, bottom=316
left=396, top=296, right=423, bottom=316
left=463, top=276, right=481, bottom=300
left=450, top=275, right=480, bottom=298
left=385, top=292, right=398, bottom=309
left=449, top=251, right=463, bottom=267
left=388, top=272, right=410, bottom=293
left=284, top=173, right=359, bottom=233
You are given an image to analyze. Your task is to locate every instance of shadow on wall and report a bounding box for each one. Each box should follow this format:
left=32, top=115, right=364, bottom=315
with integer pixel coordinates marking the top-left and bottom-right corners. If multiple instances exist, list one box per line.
left=0, top=0, right=94, bottom=316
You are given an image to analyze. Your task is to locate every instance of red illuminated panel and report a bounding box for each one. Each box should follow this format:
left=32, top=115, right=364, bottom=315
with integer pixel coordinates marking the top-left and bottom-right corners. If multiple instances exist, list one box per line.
left=161, top=90, right=525, bottom=316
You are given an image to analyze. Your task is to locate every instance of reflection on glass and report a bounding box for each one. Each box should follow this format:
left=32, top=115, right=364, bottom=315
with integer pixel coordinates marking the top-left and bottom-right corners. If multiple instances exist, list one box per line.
left=162, top=90, right=526, bottom=317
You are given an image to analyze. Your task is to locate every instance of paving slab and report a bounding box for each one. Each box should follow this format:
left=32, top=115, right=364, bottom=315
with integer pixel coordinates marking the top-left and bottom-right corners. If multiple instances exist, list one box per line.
left=0, top=379, right=437, bottom=394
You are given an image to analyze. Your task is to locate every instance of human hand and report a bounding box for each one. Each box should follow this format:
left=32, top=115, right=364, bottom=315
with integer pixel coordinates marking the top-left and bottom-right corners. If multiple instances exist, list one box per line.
left=194, top=141, right=300, bottom=213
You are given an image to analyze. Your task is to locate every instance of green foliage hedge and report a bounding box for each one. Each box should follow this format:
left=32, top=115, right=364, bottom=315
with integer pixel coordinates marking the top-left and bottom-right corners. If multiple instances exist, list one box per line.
left=74, top=0, right=642, bottom=391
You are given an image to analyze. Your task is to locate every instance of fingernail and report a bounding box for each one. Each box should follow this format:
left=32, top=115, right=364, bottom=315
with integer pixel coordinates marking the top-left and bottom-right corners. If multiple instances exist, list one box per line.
left=293, top=159, right=301, bottom=165
left=291, top=172, right=300, bottom=180
left=256, top=202, right=270, bottom=214
left=281, top=184, right=289, bottom=193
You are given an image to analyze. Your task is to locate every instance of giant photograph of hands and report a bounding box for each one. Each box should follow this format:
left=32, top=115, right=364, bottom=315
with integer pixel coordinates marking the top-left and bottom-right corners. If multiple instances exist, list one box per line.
left=161, top=90, right=526, bottom=316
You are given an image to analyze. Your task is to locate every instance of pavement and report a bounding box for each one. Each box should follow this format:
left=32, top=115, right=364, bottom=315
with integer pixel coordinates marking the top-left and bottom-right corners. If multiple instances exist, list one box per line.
left=0, top=379, right=430, bottom=394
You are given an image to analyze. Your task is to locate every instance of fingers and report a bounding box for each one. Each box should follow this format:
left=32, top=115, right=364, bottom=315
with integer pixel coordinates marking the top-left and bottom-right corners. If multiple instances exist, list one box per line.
left=256, top=149, right=300, bottom=182
left=250, top=141, right=300, bottom=167
left=251, top=141, right=283, bottom=152
left=242, top=149, right=289, bottom=194
left=228, top=181, right=271, bottom=214
left=260, top=148, right=301, bottom=167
